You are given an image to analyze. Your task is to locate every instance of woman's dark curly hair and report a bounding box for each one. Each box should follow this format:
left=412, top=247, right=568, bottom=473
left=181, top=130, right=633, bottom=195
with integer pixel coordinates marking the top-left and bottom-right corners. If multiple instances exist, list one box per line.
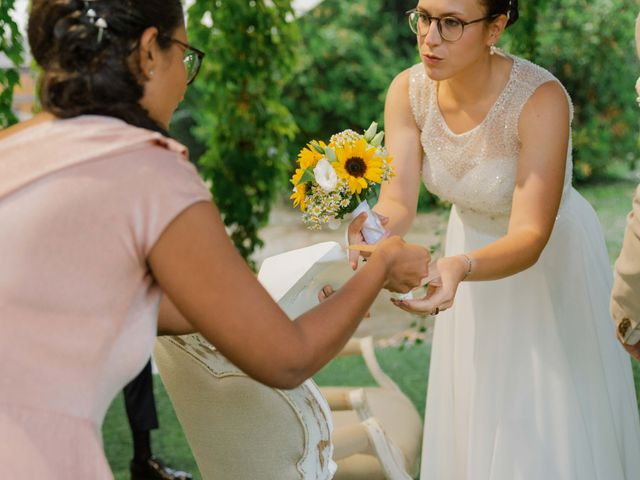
left=28, top=0, right=184, bottom=134
left=481, top=0, right=519, bottom=28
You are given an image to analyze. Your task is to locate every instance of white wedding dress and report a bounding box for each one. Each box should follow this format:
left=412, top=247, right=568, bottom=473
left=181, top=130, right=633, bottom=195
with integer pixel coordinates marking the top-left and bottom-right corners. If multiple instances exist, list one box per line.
left=409, top=52, right=640, bottom=479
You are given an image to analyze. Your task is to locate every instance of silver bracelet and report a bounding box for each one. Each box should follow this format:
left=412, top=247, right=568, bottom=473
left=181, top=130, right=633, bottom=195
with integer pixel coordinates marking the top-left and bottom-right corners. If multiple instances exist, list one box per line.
left=460, top=254, right=473, bottom=280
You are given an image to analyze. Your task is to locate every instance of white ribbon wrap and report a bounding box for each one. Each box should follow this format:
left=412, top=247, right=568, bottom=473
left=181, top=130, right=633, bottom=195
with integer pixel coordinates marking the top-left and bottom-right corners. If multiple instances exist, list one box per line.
left=351, top=200, right=386, bottom=244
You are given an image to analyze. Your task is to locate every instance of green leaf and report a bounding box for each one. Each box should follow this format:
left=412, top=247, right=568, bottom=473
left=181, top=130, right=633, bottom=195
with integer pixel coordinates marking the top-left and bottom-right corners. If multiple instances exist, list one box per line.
left=181, top=0, right=301, bottom=268
left=324, top=146, right=337, bottom=162
left=310, top=140, right=325, bottom=154
left=298, top=168, right=315, bottom=185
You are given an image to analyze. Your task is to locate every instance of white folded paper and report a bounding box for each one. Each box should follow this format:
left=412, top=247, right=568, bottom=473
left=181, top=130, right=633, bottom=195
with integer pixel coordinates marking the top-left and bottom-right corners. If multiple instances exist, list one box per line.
left=258, top=242, right=354, bottom=318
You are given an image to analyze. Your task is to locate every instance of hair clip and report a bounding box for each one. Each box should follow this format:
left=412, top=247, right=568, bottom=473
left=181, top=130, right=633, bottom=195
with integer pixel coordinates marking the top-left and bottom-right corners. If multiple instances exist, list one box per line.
left=83, top=3, right=108, bottom=44
left=96, top=17, right=108, bottom=43
left=86, top=8, right=97, bottom=23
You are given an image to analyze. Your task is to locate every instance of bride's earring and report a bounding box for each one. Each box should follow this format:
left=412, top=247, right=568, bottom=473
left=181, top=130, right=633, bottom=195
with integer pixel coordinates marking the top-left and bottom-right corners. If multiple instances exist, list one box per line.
left=490, top=44, right=497, bottom=56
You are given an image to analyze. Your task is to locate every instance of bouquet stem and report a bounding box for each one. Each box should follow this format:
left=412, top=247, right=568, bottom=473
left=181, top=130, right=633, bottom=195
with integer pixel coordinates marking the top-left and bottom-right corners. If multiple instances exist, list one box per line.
left=351, top=200, right=386, bottom=244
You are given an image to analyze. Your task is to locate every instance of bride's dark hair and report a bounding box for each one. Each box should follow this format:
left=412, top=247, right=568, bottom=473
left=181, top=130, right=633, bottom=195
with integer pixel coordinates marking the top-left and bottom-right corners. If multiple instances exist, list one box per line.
left=481, top=0, right=519, bottom=28
left=28, top=0, right=184, bottom=134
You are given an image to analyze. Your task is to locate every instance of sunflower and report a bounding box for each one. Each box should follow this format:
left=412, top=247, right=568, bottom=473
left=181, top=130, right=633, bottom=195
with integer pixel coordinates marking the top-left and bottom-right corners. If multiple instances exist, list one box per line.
left=297, top=141, right=326, bottom=170
left=290, top=168, right=307, bottom=211
left=332, top=138, right=383, bottom=195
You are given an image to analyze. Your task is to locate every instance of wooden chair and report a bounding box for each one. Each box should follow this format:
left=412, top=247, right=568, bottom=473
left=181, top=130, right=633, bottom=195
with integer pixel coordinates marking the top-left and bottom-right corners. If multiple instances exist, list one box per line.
left=155, top=334, right=421, bottom=479
left=154, top=242, right=422, bottom=478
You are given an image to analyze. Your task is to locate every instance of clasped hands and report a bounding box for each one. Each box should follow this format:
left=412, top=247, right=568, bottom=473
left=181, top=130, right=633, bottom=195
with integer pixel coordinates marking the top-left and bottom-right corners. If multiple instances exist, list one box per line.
left=346, top=212, right=468, bottom=317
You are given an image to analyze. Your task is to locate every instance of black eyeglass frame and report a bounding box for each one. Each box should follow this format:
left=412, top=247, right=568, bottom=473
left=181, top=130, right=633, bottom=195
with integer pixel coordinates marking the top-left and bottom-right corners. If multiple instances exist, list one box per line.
left=405, top=9, right=500, bottom=42
left=164, top=37, right=206, bottom=85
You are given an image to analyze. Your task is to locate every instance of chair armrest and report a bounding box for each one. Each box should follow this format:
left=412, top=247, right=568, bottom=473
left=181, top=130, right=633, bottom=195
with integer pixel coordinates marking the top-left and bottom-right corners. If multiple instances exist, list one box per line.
left=321, top=387, right=372, bottom=420
left=332, top=418, right=412, bottom=479
left=322, top=388, right=353, bottom=411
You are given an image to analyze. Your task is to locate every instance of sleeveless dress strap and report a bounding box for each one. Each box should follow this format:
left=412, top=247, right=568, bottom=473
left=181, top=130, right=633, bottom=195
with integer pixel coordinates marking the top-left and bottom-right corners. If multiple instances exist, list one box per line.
left=408, top=63, right=430, bottom=130
left=503, top=55, right=574, bottom=143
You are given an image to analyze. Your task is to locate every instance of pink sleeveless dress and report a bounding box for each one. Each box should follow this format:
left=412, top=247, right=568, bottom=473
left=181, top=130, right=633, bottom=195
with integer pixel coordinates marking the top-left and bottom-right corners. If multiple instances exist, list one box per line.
left=0, top=116, right=211, bottom=478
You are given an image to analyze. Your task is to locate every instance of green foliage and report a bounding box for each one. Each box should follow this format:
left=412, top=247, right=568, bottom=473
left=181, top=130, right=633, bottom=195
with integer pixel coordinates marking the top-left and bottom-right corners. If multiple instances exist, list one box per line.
left=0, top=0, right=24, bottom=128
left=503, top=0, right=552, bottom=59
left=501, top=0, right=638, bottom=180
left=284, top=0, right=417, bottom=146
left=185, top=1, right=300, bottom=267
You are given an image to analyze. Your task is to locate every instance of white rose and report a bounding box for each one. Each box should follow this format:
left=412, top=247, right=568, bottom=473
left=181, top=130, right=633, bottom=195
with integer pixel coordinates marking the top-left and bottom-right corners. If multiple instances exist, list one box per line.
left=314, top=158, right=338, bottom=192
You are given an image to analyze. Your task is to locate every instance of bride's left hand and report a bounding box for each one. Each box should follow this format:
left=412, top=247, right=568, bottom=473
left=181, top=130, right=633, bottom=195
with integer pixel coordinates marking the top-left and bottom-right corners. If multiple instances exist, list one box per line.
left=391, top=256, right=468, bottom=316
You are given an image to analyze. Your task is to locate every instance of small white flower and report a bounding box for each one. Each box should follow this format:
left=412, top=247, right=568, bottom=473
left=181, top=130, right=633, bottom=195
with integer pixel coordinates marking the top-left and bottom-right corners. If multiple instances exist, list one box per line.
left=313, top=158, right=339, bottom=192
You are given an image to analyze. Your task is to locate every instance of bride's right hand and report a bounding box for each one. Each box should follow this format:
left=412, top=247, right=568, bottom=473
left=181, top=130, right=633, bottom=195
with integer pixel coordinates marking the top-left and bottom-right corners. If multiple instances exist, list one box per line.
left=371, top=236, right=430, bottom=293
left=347, top=211, right=389, bottom=270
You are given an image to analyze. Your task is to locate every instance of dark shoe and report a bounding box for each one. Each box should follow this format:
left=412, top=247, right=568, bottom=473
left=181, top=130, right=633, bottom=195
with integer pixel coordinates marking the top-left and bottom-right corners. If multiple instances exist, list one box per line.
left=130, top=457, right=193, bottom=480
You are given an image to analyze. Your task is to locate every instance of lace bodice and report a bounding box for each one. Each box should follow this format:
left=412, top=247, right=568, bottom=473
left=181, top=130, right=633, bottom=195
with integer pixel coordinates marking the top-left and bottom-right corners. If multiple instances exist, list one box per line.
left=409, top=52, right=574, bottom=233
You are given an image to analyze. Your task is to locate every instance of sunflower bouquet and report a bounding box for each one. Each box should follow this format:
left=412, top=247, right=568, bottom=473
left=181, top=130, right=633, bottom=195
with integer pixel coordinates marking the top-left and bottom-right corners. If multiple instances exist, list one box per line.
left=290, top=122, right=394, bottom=243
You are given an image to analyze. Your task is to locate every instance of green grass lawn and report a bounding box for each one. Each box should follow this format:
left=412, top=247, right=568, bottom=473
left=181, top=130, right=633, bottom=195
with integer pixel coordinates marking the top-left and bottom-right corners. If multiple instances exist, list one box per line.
left=103, top=172, right=640, bottom=479
left=579, top=174, right=639, bottom=260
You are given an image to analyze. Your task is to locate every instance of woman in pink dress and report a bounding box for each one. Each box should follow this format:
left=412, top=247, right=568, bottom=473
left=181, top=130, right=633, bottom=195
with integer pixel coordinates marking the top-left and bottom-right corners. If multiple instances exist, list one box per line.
left=0, top=1, right=430, bottom=477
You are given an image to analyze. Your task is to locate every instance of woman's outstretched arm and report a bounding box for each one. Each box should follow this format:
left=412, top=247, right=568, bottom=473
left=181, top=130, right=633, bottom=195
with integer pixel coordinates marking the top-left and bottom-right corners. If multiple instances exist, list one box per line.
left=347, top=69, right=424, bottom=268
left=149, top=201, right=429, bottom=389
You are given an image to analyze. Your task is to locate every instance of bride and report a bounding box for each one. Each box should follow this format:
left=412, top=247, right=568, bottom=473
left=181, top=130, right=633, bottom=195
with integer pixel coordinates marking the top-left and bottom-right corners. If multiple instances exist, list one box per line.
left=348, top=0, right=640, bottom=478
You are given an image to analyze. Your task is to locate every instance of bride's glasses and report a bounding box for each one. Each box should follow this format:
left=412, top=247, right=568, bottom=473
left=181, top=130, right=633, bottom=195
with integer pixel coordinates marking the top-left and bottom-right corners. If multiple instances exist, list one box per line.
left=406, top=9, right=499, bottom=42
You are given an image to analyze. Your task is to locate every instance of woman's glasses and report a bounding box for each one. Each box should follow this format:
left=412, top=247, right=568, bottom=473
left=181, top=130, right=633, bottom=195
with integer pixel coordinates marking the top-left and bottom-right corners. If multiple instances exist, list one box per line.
left=406, top=9, right=499, bottom=43
left=166, top=38, right=205, bottom=85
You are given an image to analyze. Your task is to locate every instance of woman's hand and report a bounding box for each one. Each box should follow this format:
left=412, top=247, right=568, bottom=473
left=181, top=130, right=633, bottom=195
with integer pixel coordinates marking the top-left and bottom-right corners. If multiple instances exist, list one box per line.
left=318, top=285, right=335, bottom=303
left=347, top=211, right=390, bottom=270
left=320, top=235, right=431, bottom=312
left=391, top=255, right=468, bottom=316
left=372, top=236, right=430, bottom=293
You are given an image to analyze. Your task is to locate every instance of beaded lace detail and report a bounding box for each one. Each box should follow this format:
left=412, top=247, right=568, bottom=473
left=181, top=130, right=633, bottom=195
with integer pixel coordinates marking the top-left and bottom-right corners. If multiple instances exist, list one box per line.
left=409, top=52, right=574, bottom=229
